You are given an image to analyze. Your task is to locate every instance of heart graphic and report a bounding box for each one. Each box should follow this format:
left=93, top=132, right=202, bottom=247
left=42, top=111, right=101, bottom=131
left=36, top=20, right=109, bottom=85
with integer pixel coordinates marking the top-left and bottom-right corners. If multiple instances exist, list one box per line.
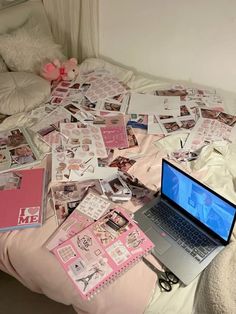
left=28, top=207, right=40, bottom=215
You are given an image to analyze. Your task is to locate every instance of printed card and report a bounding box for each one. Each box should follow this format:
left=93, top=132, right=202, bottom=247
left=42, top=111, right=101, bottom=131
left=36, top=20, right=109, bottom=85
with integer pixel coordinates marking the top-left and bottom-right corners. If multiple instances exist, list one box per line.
left=60, top=123, right=107, bottom=158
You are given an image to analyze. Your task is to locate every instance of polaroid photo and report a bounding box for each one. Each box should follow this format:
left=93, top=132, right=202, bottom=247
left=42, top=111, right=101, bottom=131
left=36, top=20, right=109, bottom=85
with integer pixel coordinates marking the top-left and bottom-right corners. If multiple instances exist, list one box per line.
left=100, top=173, right=132, bottom=202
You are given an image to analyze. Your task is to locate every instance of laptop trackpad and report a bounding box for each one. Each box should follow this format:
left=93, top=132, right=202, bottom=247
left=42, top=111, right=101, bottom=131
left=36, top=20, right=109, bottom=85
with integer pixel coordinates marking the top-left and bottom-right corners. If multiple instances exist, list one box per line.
left=146, top=228, right=172, bottom=255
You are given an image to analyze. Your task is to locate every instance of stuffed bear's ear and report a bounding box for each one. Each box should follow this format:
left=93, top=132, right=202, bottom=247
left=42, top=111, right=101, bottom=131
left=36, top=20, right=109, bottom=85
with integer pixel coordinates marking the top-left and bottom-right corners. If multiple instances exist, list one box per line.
left=53, top=59, right=61, bottom=67
left=69, top=58, right=78, bottom=65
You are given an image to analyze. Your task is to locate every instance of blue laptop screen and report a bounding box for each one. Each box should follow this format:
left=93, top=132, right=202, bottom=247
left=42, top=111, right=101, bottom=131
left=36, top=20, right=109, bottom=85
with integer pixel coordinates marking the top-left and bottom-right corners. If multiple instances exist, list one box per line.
left=161, top=161, right=236, bottom=241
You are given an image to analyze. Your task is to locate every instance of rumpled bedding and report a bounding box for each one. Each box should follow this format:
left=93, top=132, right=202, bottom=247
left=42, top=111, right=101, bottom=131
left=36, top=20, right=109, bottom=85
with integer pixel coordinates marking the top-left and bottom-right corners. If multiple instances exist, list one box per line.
left=0, top=58, right=236, bottom=314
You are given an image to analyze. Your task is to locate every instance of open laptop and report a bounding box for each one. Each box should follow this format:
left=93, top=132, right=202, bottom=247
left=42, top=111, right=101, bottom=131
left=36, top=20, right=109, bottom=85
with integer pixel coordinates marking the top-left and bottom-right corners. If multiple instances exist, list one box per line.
left=134, top=159, right=236, bottom=285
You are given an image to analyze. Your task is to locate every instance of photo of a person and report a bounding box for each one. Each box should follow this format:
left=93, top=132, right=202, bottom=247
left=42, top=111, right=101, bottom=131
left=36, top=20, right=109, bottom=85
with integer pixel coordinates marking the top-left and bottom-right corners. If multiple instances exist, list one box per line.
left=80, top=83, right=91, bottom=93
left=155, top=89, right=187, bottom=98
left=0, top=152, right=7, bottom=163
left=51, top=97, right=63, bottom=105
left=189, top=186, right=230, bottom=239
left=109, top=178, right=125, bottom=194
left=38, top=125, right=57, bottom=137
left=217, top=112, right=236, bottom=127
left=10, top=145, right=36, bottom=165
left=201, top=109, right=220, bottom=119
left=126, top=126, right=138, bottom=148
left=159, top=114, right=173, bottom=120
left=7, top=129, right=27, bottom=148
left=162, top=121, right=181, bottom=133
left=64, top=104, right=81, bottom=115
left=81, top=100, right=96, bottom=110
left=109, top=156, right=136, bottom=172
left=103, top=102, right=121, bottom=112
left=70, top=83, right=81, bottom=89
left=180, top=105, right=191, bottom=116
left=180, top=119, right=196, bottom=130
left=105, top=211, right=129, bottom=231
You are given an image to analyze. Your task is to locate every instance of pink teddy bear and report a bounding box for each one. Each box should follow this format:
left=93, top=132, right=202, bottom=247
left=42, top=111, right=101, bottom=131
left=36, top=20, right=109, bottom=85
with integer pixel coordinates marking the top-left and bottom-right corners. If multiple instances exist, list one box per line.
left=41, top=58, right=79, bottom=82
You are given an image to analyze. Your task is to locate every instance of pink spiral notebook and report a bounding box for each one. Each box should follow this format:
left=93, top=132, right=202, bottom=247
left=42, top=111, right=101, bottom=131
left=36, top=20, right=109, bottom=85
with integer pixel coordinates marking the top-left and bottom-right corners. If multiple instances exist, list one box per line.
left=52, top=207, right=154, bottom=300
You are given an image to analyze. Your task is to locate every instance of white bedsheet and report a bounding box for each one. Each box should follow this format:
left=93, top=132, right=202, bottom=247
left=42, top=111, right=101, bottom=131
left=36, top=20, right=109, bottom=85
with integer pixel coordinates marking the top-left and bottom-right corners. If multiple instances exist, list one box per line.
left=0, top=58, right=236, bottom=314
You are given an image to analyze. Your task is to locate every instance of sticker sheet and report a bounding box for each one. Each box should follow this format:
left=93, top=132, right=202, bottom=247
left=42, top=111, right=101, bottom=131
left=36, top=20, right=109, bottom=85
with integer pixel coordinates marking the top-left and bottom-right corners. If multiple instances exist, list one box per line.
left=51, top=145, right=98, bottom=182
left=60, top=123, right=107, bottom=158
left=99, top=115, right=129, bottom=149
left=184, top=117, right=233, bottom=151
left=76, top=192, right=112, bottom=221
left=84, top=76, right=127, bottom=103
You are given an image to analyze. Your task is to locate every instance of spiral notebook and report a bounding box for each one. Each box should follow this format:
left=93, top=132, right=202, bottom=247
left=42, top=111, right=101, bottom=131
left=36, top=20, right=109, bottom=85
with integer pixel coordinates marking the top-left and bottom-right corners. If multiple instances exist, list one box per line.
left=52, top=207, right=154, bottom=300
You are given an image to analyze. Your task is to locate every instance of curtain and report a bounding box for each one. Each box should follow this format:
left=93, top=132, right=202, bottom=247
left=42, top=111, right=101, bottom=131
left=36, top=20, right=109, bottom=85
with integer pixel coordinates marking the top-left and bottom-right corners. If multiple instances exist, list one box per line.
left=42, top=0, right=98, bottom=62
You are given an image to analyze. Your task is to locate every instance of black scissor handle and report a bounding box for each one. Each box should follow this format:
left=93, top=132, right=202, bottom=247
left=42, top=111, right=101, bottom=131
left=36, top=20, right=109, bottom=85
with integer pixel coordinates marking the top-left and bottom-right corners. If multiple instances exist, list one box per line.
left=165, top=270, right=179, bottom=284
left=159, top=278, right=172, bottom=292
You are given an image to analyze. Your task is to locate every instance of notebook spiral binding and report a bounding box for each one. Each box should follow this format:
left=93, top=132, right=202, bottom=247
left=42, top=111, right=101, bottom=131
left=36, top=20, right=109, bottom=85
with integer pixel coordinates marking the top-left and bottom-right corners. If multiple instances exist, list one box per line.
left=86, top=246, right=153, bottom=300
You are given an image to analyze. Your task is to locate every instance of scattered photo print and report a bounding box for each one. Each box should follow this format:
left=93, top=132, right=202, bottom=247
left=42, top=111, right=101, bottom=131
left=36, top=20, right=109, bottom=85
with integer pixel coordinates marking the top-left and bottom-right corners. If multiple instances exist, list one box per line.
left=109, top=156, right=136, bottom=172
left=0, top=171, right=22, bottom=191
left=10, top=145, right=36, bottom=166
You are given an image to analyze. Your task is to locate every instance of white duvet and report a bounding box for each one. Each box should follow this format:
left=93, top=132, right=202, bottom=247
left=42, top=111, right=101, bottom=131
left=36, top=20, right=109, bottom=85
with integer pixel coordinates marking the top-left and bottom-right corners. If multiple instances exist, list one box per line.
left=0, top=58, right=236, bottom=314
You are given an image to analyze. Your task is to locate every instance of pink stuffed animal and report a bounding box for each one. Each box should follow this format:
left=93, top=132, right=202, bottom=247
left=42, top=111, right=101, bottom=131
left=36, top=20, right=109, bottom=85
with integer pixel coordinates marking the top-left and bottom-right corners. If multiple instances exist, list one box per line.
left=41, top=58, right=79, bottom=82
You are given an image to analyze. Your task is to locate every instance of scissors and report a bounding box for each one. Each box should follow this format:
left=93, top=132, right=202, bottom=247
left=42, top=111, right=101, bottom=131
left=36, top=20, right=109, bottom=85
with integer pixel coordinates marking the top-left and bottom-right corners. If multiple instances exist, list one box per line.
left=142, top=257, right=179, bottom=292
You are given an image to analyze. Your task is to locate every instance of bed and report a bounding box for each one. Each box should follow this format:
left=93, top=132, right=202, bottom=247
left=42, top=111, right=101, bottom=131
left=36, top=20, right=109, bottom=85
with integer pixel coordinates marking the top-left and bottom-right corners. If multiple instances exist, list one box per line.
left=0, top=1, right=236, bottom=314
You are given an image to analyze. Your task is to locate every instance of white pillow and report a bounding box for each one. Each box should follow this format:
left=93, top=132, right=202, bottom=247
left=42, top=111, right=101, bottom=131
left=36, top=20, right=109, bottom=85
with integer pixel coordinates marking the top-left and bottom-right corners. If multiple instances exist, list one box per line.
left=0, top=18, right=65, bottom=74
left=0, top=56, right=8, bottom=73
left=0, top=72, right=50, bottom=115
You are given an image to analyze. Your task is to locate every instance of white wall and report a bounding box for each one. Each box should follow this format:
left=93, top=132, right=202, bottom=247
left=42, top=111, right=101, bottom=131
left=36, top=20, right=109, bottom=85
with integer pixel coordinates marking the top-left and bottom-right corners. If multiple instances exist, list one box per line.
left=99, top=0, right=236, bottom=93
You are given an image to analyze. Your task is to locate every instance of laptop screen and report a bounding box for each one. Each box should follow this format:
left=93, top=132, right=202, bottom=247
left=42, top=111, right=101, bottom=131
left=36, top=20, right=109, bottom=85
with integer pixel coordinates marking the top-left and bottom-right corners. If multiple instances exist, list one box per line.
left=161, top=160, right=236, bottom=242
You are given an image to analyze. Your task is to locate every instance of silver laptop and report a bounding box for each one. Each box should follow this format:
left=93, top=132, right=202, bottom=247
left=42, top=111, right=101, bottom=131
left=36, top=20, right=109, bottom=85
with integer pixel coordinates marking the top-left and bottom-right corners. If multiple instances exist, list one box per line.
left=134, top=159, right=236, bottom=285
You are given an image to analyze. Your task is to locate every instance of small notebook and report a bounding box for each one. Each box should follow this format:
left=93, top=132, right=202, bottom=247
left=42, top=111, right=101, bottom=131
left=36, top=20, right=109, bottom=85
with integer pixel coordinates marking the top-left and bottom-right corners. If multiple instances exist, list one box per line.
left=0, top=168, right=45, bottom=232
left=52, top=207, right=154, bottom=300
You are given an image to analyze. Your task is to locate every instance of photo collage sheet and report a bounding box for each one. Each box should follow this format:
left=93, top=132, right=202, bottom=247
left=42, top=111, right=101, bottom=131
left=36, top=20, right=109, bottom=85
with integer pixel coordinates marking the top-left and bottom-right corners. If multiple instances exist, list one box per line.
left=52, top=204, right=154, bottom=300
left=0, top=127, right=40, bottom=173
left=26, top=69, right=157, bottom=226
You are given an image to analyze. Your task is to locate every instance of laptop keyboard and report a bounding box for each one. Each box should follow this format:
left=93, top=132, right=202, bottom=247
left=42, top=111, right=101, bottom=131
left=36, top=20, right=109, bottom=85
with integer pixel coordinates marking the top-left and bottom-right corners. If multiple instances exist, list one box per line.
left=145, top=203, right=217, bottom=262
